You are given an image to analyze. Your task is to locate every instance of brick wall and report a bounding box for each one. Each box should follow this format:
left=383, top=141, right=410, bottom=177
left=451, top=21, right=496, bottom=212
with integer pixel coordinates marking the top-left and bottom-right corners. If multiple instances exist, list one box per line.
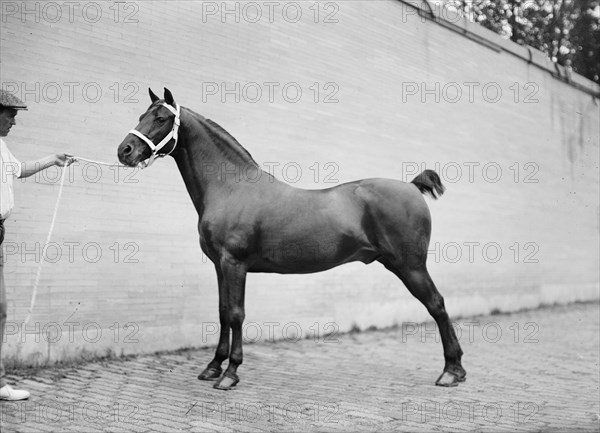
left=1, top=0, right=598, bottom=364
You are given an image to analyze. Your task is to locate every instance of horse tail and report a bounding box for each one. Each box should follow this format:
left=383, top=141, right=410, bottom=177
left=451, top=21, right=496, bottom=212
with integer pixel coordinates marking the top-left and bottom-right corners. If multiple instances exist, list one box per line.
left=411, top=169, right=445, bottom=200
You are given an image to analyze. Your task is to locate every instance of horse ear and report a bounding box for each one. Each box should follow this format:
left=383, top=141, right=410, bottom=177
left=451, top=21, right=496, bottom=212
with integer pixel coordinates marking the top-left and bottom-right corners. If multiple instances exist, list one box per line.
left=149, top=88, right=160, bottom=103
left=164, top=88, right=175, bottom=106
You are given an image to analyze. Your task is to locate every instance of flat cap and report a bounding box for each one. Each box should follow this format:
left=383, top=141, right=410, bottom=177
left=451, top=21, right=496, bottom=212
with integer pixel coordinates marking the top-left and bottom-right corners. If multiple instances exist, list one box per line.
left=0, top=89, right=28, bottom=110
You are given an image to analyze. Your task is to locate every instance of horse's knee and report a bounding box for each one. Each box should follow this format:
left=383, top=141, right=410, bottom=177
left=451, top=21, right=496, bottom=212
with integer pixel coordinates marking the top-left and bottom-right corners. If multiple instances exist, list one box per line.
left=228, top=306, right=245, bottom=325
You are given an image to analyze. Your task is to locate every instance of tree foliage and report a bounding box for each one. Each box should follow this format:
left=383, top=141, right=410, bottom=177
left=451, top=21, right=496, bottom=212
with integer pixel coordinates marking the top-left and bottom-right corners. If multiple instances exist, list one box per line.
left=445, top=1, right=600, bottom=82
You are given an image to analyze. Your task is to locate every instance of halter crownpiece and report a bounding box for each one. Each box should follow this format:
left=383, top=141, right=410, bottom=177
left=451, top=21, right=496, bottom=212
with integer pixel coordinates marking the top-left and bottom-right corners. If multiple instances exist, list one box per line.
left=128, top=102, right=181, bottom=168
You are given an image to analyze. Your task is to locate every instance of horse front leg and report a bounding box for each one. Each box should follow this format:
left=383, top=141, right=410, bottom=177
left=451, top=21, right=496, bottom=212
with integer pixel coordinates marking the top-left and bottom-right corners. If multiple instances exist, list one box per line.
left=214, top=256, right=247, bottom=391
left=198, top=266, right=229, bottom=380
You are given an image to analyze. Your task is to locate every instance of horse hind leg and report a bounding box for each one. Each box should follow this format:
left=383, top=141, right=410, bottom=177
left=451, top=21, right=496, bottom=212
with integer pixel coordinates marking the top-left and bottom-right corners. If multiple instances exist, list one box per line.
left=382, top=258, right=466, bottom=386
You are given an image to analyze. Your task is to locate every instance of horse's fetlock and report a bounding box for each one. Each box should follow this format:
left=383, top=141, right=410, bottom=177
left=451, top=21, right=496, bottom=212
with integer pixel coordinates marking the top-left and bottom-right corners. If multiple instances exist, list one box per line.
left=229, top=351, right=243, bottom=366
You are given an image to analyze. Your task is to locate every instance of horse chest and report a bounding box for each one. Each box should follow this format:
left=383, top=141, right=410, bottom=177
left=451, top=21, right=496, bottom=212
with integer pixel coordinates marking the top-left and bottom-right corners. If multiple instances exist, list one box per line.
left=198, top=218, right=257, bottom=259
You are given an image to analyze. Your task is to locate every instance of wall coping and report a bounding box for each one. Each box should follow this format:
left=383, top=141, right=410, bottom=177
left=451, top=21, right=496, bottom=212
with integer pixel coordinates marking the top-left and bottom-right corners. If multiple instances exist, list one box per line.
left=398, top=0, right=600, bottom=98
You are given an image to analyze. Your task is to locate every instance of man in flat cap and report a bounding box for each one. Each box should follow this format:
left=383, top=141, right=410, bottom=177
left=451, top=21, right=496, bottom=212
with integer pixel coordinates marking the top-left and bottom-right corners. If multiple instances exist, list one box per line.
left=0, top=89, right=72, bottom=400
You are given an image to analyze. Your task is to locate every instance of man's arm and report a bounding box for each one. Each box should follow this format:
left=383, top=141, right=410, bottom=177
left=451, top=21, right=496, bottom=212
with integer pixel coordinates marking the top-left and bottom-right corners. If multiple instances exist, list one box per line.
left=19, top=154, right=72, bottom=178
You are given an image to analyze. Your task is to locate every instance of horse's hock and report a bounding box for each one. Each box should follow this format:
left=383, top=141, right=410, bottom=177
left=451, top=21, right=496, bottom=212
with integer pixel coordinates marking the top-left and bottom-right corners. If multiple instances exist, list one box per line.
left=1, top=1, right=598, bottom=364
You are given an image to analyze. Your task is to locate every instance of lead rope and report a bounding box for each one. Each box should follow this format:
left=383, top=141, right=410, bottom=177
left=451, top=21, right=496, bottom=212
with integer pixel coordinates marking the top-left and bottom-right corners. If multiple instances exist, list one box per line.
left=70, top=156, right=129, bottom=167
left=21, top=157, right=128, bottom=333
left=22, top=167, right=67, bottom=328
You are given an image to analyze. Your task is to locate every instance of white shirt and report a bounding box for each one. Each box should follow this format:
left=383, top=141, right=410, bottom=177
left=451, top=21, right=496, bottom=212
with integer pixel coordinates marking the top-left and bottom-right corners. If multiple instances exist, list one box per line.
left=0, top=138, right=22, bottom=219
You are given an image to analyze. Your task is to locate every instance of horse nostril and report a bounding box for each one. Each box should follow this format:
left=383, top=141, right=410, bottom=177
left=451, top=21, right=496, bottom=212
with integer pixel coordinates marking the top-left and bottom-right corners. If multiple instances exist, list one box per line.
left=122, top=144, right=133, bottom=156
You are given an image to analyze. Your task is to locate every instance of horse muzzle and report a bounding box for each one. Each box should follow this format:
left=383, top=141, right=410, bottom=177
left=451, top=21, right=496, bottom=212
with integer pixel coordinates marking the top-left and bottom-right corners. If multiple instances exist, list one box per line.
left=117, top=139, right=149, bottom=167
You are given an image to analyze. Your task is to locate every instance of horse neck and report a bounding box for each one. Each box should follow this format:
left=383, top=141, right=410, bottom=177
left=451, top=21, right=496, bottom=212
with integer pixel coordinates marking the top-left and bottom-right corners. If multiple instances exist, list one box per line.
left=172, top=108, right=264, bottom=216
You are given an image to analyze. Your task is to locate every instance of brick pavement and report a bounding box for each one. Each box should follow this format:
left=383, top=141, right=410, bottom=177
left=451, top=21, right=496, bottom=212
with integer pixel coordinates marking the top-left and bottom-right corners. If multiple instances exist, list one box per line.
left=1, top=302, right=599, bottom=433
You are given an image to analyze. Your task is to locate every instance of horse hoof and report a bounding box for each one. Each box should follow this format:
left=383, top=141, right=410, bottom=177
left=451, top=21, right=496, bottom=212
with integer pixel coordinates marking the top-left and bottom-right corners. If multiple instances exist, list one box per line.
left=213, top=373, right=239, bottom=391
left=435, top=371, right=464, bottom=387
left=198, top=367, right=222, bottom=381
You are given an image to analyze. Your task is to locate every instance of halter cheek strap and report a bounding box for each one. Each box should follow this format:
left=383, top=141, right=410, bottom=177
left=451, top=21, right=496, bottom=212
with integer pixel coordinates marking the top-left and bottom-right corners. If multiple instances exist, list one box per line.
left=128, top=102, right=180, bottom=168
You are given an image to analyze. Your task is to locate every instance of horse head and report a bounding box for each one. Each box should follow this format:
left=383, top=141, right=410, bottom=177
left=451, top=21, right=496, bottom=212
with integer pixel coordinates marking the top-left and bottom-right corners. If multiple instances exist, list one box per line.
left=118, top=87, right=181, bottom=167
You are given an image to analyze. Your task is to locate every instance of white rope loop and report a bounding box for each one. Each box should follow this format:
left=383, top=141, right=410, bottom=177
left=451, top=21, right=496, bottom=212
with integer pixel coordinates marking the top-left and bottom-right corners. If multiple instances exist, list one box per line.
left=19, top=109, right=178, bottom=329
left=22, top=166, right=68, bottom=327
left=20, top=106, right=181, bottom=329
left=21, top=155, right=127, bottom=329
left=71, top=156, right=128, bottom=167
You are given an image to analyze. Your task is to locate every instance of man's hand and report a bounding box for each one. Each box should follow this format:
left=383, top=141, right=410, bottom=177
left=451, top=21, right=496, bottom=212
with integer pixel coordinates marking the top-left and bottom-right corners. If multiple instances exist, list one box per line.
left=55, top=153, right=74, bottom=167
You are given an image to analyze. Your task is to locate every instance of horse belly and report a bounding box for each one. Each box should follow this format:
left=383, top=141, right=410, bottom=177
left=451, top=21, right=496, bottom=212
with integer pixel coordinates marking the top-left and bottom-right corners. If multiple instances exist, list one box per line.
left=248, top=185, right=379, bottom=273
left=248, top=234, right=378, bottom=274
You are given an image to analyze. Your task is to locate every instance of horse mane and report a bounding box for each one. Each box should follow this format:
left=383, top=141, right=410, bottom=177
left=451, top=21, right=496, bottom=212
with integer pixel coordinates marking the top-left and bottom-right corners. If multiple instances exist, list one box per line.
left=186, top=108, right=259, bottom=167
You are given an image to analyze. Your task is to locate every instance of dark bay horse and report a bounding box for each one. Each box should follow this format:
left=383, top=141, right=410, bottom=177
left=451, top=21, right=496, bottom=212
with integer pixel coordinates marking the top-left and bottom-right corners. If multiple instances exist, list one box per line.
left=117, top=88, right=466, bottom=390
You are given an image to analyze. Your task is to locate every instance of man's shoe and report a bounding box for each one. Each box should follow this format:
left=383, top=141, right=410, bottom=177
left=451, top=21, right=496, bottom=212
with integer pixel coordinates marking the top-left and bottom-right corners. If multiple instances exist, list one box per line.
left=0, top=384, right=30, bottom=401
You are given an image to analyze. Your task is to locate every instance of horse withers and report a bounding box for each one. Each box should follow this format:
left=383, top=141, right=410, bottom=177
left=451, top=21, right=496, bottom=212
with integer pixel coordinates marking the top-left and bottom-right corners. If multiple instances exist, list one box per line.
left=117, top=88, right=466, bottom=390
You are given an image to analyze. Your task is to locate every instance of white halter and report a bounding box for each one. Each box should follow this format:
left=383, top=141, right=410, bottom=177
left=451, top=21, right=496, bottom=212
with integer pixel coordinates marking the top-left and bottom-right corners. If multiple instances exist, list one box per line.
left=128, top=102, right=180, bottom=168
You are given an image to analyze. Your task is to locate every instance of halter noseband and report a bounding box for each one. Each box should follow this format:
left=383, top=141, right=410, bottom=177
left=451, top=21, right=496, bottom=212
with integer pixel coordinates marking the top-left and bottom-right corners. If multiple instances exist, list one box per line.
left=128, top=102, right=180, bottom=168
